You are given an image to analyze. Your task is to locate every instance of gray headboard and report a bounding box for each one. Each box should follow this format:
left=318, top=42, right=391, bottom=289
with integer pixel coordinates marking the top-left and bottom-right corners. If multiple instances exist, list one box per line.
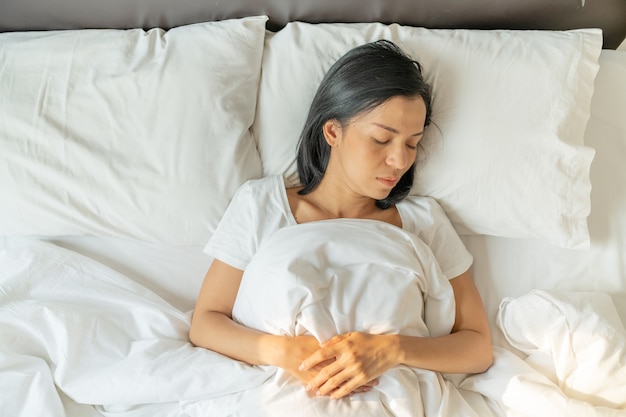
left=1, top=0, right=625, bottom=49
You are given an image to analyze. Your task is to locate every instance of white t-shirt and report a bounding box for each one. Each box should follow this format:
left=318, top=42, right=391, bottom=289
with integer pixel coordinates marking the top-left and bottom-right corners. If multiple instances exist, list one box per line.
left=204, top=175, right=472, bottom=279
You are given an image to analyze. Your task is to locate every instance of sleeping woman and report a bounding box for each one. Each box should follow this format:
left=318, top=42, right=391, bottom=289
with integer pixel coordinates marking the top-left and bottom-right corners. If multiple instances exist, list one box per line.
left=189, top=40, right=493, bottom=405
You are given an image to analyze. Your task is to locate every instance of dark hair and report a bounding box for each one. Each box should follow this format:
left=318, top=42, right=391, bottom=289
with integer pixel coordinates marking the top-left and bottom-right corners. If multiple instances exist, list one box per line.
left=295, top=40, right=433, bottom=209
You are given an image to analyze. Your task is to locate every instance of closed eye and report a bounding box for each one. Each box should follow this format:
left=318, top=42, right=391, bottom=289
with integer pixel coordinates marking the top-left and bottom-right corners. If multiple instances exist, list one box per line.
left=372, top=123, right=423, bottom=138
left=373, top=137, right=418, bottom=149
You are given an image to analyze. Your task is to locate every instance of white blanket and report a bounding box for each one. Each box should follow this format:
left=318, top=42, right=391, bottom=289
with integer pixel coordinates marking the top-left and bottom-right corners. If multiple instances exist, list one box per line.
left=498, top=290, right=626, bottom=415
left=0, top=240, right=270, bottom=416
left=229, top=219, right=490, bottom=417
left=2, top=224, right=624, bottom=416
left=459, top=290, right=626, bottom=417
left=234, top=219, right=456, bottom=341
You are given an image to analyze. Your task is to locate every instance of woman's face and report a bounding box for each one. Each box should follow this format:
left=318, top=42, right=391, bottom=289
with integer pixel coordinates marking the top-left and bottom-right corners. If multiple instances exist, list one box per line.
left=323, top=95, right=427, bottom=201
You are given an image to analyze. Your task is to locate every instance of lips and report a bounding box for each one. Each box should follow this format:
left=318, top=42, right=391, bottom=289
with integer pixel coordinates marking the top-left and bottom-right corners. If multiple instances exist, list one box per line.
left=377, top=177, right=399, bottom=187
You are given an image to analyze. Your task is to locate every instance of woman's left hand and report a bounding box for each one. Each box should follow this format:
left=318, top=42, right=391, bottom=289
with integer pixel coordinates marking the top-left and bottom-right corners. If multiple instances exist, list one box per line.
left=299, top=332, right=397, bottom=399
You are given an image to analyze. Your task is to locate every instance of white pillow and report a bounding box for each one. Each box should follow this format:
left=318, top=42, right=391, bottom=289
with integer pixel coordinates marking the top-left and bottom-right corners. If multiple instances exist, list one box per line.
left=0, top=16, right=267, bottom=245
left=253, top=23, right=601, bottom=249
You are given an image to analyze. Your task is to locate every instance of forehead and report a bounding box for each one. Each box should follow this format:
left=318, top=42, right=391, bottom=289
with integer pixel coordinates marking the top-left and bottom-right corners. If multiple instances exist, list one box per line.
left=352, top=96, right=427, bottom=129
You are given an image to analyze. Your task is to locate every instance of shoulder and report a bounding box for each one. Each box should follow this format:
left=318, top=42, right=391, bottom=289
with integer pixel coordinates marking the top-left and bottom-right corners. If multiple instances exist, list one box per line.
left=399, top=194, right=445, bottom=212
left=234, top=175, right=285, bottom=200
left=399, top=195, right=472, bottom=280
left=227, top=175, right=292, bottom=229
left=228, top=175, right=288, bottom=211
left=204, top=175, right=292, bottom=270
left=398, top=195, right=449, bottom=231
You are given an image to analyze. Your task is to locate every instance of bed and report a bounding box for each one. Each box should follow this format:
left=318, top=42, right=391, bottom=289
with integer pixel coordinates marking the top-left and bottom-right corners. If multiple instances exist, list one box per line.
left=1, top=0, right=625, bottom=416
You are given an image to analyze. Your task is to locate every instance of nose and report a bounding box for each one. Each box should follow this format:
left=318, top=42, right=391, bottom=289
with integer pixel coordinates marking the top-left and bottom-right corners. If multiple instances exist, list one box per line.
left=385, top=143, right=412, bottom=170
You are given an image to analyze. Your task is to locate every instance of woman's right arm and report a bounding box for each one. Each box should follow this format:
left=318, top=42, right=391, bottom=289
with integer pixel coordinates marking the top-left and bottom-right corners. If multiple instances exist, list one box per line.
left=189, top=259, right=321, bottom=375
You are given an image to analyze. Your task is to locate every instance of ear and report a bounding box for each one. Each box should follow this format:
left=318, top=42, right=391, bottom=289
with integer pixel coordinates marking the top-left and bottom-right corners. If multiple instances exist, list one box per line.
left=322, top=119, right=342, bottom=147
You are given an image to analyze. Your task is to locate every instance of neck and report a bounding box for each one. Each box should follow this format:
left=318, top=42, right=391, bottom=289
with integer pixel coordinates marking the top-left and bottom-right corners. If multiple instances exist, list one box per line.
left=306, top=176, right=379, bottom=219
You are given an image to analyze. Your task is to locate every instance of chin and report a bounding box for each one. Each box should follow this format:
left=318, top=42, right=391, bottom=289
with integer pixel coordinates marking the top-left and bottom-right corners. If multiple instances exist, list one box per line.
left=371, top=190, right=393, bottom=201
left=359, top=181, right=392, bottom=201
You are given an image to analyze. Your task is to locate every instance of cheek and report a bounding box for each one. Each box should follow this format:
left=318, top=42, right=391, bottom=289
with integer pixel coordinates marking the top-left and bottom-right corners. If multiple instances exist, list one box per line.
left=349, top=147, right=383, bottom=171
left=336, top=137, right=384, bottom=173
left=355, top=141, right=383, bottom=159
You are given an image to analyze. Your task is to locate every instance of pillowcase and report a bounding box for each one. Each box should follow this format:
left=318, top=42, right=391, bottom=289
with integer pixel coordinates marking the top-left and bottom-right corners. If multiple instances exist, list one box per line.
left=252, top=22, right=602, bottom=249
left=0, top=16, right=267, bottom=245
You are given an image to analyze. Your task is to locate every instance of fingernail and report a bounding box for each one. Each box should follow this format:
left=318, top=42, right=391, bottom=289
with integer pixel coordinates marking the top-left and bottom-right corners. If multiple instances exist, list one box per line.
left=299, top=364, right=305, bottom=371
left=305, top=384, right=311, bottom=391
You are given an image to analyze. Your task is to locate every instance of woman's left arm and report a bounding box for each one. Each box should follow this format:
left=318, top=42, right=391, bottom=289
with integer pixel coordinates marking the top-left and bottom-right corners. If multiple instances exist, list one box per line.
left=300, top=269, right=493, bottom=399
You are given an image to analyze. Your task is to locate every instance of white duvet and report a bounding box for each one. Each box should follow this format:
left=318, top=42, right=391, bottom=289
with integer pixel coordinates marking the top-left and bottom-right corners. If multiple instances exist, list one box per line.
left=229, top=219, right=487, bottom=417
left=1, top=221, right=624, bottom=416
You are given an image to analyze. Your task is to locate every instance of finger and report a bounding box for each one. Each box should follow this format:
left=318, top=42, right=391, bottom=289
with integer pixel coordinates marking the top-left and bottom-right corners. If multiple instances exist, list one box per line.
left=319, top=376, right=348, bottom=397
left=317, top=368, right=358, bottom=397
left=328, top=375, right=362, bottom=399
left=349, top=385, right=372, bottom=394
left=312, top=369, right=377, bottom=398
left=348, top=378, right=379, bottom=394
left=312, top=358, right=335, bottom=370
left=347, top=378, right=380, bottom=396
left=320, top=333, right=347, bottom=348
left=321, top=368, right=375, bottom=398
left=305, top=360, right=343, bottom=393
left=364, top=378, right=380, bottom=388
left=299, top=346, right=337, bottom=371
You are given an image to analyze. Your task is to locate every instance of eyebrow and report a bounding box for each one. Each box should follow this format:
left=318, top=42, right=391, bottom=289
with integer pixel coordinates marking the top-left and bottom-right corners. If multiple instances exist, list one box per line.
left=372, top=123, right=424, bottom=137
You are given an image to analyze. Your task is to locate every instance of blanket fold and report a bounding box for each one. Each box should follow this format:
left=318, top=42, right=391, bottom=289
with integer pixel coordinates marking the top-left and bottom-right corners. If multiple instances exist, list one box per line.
left=0, top=241, right=270, bottom=414
left=233, top=219, right=456, bottom=342
left=1, top=229, right=623, bottom=416
left=0, top=222, right=489, bottom=416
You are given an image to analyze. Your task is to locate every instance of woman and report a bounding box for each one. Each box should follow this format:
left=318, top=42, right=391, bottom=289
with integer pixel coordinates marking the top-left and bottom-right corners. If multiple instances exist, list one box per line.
left=189, top=40, right=493, bottom=400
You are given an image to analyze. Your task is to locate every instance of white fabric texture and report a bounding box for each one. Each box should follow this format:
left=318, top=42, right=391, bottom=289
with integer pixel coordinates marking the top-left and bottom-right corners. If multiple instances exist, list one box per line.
left=252, top=23, right=602, bottom=248
left=0, top=50, right=621, bottom=322
left=497, top=290, right=626, bottom=410
left=458, top=347, right=626, bottom=417
left=229, top=218, right=486, bottom=416
left=233, top=219, right=456, bottom=340
left=0, top=43, right=624, bottom=417
left=0, top=231, right=494, bottom=417
left=460, top=49, right=626, bottom=351
left=0, top=240, right=272, bottom=415
left=0, top=16, right=267, bottom=245
left=3, top=228, right=626, bottom=416
left=455, top=290, right=626, bottom=417
left=203, top=175, right=472, bottom=278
